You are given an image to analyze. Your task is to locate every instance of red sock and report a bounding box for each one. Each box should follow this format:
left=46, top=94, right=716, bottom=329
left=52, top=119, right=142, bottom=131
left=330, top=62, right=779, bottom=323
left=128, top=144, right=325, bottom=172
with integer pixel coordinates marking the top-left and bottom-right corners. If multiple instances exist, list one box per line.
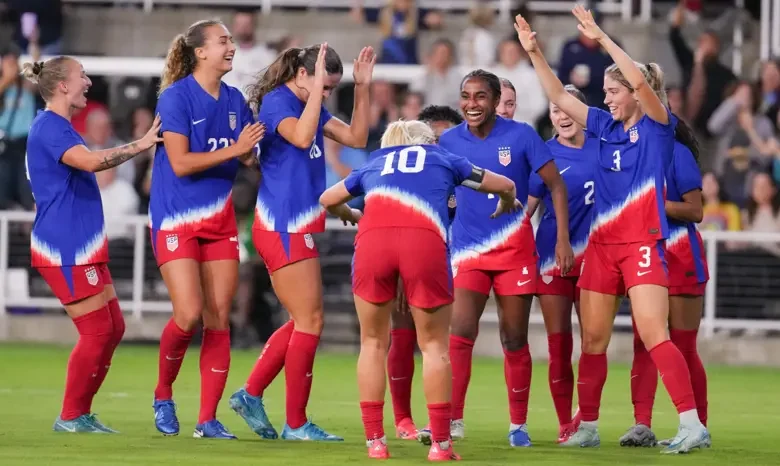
left=547, top=332, right=574, bottom=425
left=649, top=340, right=696, bottom=414
left=449, top=335, right=474, bottom=420
left=576, top=352, right=607, bottom=422
left=199, top=328, right=231, bottom=424
left=504, top=345, right=532, bottom=425
left=154, top=318, right=193, bottom=401
left=670, top=329, right=707, bottom=425
left=61, top=307, right=113, bottom=421
left=360, top=401, right=385, bottom=440
left=631, top=323, right=658, bottom=427
left=246, top=320, right=294, bottom=397
left=428, top=403, right=451, bottom=442
left=285, top=330, right=320, bottom=428
left=86, top=299, right=126, bottom=412
left=388, top=328, right=416, bottom=424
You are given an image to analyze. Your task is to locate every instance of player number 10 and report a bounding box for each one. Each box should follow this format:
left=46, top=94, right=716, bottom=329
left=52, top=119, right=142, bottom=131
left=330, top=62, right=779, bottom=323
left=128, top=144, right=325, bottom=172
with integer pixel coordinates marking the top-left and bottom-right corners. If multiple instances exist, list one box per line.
left=380, top=146, right=426, bottom=176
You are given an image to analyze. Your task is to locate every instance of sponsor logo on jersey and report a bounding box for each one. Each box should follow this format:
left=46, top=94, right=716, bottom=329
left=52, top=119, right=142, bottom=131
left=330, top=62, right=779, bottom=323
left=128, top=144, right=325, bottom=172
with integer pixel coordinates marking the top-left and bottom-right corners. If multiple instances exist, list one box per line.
left=85, top=266, right=99, bottom=286
left=498, top=146, right=511, bottom=166
left=229, top=112, right=237, bottom=130
left=166, top=234, right=179, bottom=252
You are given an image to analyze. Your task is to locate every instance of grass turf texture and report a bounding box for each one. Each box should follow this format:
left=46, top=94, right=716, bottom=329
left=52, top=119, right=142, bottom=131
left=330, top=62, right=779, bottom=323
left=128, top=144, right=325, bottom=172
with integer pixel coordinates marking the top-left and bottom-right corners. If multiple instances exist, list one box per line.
left=1, top=343, right=778, bottom=465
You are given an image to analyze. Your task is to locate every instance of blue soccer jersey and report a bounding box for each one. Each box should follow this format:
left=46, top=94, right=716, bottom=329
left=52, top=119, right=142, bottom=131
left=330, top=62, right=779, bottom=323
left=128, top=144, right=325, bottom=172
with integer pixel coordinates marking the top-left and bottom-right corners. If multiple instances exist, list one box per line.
left=585, top=107, right=676, bottom=244
left=150, top=74, right=253, bottom=238
left=26, top=110, right=108, bottom=267
left=344, top=145, right=477, bottom=243
left=439, top=117, right=553, bottom=272
left=665, top=141, right=708, bottom=285
left=530, top=134, right=599, bottom=276
left=254, top=85, right=333, bottom=234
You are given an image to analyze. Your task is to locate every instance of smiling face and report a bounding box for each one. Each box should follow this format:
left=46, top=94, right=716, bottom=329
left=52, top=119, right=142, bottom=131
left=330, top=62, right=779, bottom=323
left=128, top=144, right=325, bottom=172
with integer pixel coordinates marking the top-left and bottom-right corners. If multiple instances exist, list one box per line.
left=63, top=60, right=92, bottom=110
left=496, top=85, right=516, bottom=119
left=603, top=74, right=637, bottom=122
left=459, top=76, right=498, bottom=129
left=194, top=24, right=237, bottom=75
left=549, top=101, right=582, bottom=139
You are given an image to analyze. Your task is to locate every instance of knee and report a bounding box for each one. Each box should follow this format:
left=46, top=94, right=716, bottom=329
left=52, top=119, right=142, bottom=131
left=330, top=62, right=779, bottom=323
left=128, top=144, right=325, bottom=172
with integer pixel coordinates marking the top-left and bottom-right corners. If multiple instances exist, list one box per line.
left=113, top=313, right=126, bottom=341
left=450, top=320, right=478, bottom=342
left=361, top=332, right=390, bottom=356
left=293, top=306, right=324, bottom=335
left=580, top=329, right=610, bottom=354
left=173, top=310, right=202, bottom=332
left=500, top=327, right=528, bottom=352
left=637, top=324, right=669, bottom=350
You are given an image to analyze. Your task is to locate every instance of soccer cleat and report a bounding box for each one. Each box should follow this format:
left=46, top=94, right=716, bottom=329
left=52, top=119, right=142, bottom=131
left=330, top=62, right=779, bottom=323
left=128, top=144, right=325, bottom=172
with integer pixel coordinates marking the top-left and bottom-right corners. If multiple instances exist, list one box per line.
left=193, top=419, right=237, bottom=439
left=450, top=419, right=465, bottom=441
left=281, top=419, right=344, bottom=441
left=395, top=417, right=419, bottom=440
left=153, top=399, right=180, bottom=436
left=619, top=423, right=657, bottom=447
left=560, top=422, right=600, bottom=447
left=428, top=440, right=461, bottom=461
left=86, top=413, right=119, bottom=433
left=508, top=424, right=532, bottom=447
left=557, top=423, right=577, bottom=444
left=229, top=388, right=279, bottom=439
left=367, top=438, right=390, bottom=459
left=417, top=425, right=432, bottom=445
left=52, top=415, right=106, bottom=433
left=660, top=424, right=711, bottom=454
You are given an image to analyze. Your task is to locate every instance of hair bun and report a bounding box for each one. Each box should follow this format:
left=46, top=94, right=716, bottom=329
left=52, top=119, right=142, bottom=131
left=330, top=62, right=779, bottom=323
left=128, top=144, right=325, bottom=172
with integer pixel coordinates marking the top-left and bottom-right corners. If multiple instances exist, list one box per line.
left=32, top=61, right=44, bottom=76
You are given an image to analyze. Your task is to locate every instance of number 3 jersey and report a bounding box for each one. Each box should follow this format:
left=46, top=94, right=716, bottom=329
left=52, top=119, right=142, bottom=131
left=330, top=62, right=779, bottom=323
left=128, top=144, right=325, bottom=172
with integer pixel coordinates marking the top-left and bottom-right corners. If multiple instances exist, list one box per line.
left=344, top=145, right=477, bottom=242
left=253, top=85, right=333, bottom=234
left=439, top=117, right=553, bottom=272
left=529, top=135, right=599, bottom=277
left=150, top=75, right=253, bottom=238
left=586, top=107, right=676, bottom=244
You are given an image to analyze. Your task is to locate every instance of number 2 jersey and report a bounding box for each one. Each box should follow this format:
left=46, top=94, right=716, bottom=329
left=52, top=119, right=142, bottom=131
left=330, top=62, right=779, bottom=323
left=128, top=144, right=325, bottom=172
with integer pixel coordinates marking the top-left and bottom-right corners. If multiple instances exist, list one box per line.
left=150, top=74, right=253, bottom=238
left=439, top=117, right=553, bottom=272
left=529, top=134, right=598, bottom=277
left=665, top=141, right=708, bottom=285
left=343, top=145, right=478, bottom=242
left=26, top=110, right=108, bottom=267
left=586, top=107, right=676, bottom=244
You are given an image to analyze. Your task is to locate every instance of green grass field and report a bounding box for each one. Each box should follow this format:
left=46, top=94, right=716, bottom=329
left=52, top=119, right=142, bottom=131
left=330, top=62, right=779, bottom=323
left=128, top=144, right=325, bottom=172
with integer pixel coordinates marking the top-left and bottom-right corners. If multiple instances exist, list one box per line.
left=1, top=343, right=778, bottom=465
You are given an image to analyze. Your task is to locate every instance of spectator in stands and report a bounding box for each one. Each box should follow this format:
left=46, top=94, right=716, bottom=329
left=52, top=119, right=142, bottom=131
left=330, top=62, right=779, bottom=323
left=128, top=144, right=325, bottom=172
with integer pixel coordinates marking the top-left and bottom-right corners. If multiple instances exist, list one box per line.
left=700, top=171, right=742, bottom=231
left=758, top=60, right=780, bottom=130
left=324, top=135, right=367, bottom=196
left=83, top=108, right=136, bottom=185
left=96, top=167, right=139, bottom=242
left=221, top=10, right=275, bottom=96
left=130, top=107, right=156, bottom=213
left=556, top=12, right=614, bottom=108
left=269, top=35, right=303, bottom=54
left=399, top=90, right=423, bottom=121
left=493, top=37, right=546, bottom=127
left=8, top=0, right=63, bottom=55
left=709, top=81, right=776, bottom=174
left=0, top=43, right=36, bottom=211
left=718, top=131, right=763, bottom=208
left=458, top=4, right=496, bottom=68
left=668, top=86, right=685, bottom=117
left=669, top=1, right=736, bottom=137
left=735, top=172, right=780, bottom=256
left=366, top=80, right=398, bottom=152
left=410, top=38, right=460, bottom=110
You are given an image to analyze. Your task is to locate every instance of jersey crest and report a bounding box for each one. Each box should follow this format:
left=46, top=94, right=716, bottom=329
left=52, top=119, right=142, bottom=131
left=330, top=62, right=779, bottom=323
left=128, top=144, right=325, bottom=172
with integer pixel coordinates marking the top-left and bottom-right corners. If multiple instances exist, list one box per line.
left=85, top=266, right=99, bottom=286
left=629, top=127, right=639, bottom=143
left=498, top=146, right=511, bottom=166
left=166, top=233, right=179, bottom=252
left=229, top=111, right=237, bottom=130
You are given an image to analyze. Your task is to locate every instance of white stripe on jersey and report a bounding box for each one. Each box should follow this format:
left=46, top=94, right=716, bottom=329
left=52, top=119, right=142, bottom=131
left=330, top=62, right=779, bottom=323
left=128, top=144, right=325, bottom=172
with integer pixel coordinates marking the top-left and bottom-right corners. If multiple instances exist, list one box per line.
left=590, top=178, right=655, bottom=236
left=75, top=229, right=107, bottom=265
left=159, top=193, right=231, bottom=231
left=31, top=233, right=63, bottom=266
left=365, top=187, right=448, bottom=241
left=451, top=207, right=530, bottom=267
left=665, top=226, right=689, bottom=251
left=539, top=237, right=588, bottom=276
left=287, top=205, right=325, bottom=233
left=255, top=198, right=276, bottom=231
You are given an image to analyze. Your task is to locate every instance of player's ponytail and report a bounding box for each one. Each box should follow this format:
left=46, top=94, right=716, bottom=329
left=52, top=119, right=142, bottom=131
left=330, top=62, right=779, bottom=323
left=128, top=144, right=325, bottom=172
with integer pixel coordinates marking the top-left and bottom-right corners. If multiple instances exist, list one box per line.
left=381, top=120, right=435, bottom=148
left=22, top=56, right=72, bottom=102
left=246, top=44, right=343, bottom=112
left=673, top=116, right=701, bottom=166
left=159, top=19, right=223, bottom=95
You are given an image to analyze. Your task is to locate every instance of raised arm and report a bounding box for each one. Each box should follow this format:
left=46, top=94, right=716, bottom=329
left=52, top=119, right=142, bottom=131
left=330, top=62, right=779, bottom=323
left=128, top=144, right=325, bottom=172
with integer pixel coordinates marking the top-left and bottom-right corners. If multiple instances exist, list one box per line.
left=514, top=14, right=588, bottom=127
left=276, top=44, right=329, bottom=149
left=324, top=47, right=376, bottom=148
left=571, top=5, right=668, bottom=124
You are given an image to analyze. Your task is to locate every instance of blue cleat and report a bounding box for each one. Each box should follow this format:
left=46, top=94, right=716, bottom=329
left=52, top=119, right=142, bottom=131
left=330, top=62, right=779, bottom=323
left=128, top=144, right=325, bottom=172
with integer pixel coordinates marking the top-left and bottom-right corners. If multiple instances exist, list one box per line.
left=281, top=419, right=344, bottom=441
left=229, top=388, right=278, bottom=439
left=86, top=413, right=119, bottom=433
left=193, top=419, right=237, bottom=439
left=508, top=424, right=532, bottom=447
left=53, top=415, right=105, bottom=433
left=153, top=399, right=180, bottom=436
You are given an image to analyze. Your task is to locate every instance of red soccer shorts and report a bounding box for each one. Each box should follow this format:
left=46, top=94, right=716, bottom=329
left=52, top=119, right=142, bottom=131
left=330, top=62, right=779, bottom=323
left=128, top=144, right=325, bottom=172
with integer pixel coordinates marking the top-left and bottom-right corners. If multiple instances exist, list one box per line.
left=352, top=227, right=452, bottom=309
left=37, top=263, right=113, bottom=305
left=536, top=275, right=581, bottom=302
left=454, top=260, right=537, bottom=296
left=152, top=230, right=240, bottom=267
left=253, top=229, right=319, bottom=273
left=668, top=283, right=706, bottom=296
left=578, top=240, right=668, bottom=296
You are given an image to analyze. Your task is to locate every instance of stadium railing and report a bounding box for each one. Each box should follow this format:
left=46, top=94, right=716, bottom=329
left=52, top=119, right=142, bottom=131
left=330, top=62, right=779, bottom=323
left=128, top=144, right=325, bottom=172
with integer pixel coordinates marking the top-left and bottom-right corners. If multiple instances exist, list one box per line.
left=3, top=209, right=780, bottom=339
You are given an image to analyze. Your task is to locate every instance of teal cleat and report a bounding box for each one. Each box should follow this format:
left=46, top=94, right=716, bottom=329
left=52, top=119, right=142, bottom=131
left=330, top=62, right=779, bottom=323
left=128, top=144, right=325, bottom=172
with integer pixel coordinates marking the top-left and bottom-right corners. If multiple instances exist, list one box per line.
left=53, top=415, right=106, bottom=433
left=86, top=413, right=119, bottom=433
left=660, top=424, right=711, bottom=454
left=229, top=388, right=278, bottom=439
left=281, top=419, right=343, bottom=441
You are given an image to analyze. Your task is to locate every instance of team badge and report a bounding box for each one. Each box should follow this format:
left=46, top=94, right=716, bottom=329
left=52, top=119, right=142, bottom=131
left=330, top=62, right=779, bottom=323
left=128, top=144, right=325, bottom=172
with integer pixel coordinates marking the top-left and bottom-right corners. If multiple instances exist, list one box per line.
left=498, top=146, right=511, bottom=166
left=166, top=234, right=179, bottom=252
left=629, top=127, right=639, bottom=143
left=542, top=275, right=553, bottom=285
left=229, top=112, right=237, bottom=130
left=85, top=267, right=99, bottom=286
left=448, top=194, right=457, bottom=209
left=304, top=233, right=315, bottom=250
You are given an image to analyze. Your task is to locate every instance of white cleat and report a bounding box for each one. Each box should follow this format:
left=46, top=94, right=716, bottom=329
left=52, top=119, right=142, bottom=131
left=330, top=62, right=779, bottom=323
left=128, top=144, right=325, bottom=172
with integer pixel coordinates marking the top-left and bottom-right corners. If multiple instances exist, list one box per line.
left=560, top=422, right=600, bottom=448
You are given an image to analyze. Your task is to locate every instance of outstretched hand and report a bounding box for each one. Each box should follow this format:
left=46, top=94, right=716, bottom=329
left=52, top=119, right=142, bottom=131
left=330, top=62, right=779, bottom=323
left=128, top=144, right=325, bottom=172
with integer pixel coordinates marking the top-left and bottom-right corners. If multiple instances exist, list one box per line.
left=352, top=46, right=376, bottom=86
left=513, top=14, right=539, bottom=54
left=572, top=4, right=606, bottom=42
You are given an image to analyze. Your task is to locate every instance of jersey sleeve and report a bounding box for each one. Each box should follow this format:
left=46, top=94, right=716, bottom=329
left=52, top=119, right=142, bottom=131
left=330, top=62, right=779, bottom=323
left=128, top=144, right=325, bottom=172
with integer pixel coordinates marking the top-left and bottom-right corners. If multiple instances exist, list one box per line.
left=448, top=153, right=477, bottom=186
left=238, top=94, right=260, bottom=157
left=320, top=105, right=334, bottom=127
left=343, top=167, right=365, bottom=197
left=524, top=127, right=554, bottom=173
left=672, top=144, right=702, bottom=195
left=528, top=171, right=547, bottom=198
left=157, top=88, right=190, bottom=137
left=586, top=107, right=613, bottom=137
left=43, top=120, right=85, bottom=163
left=262, top=91, right=300, bottom=133
left=645, top=107, right=676, bottom=135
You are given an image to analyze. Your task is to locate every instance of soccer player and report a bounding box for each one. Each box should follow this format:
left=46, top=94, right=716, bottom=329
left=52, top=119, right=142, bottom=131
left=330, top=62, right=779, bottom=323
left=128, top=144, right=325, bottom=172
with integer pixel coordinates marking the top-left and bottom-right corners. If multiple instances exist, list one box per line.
left=230, top=43, right=375, bottom=441
left=496, top=78, right=517, bottom=120
left=320, top=119, right=521, bottom=460
left=514, top=7, right=710, bottom=453
left=150, top=20, right=264, bottom=439
left=439, top=69, right=574, bottom=446
left=22, top=56, right=161, bottom=433
left=526, top=84, right=597, bottom=443
left=620, top=131, right=709, bottom=448
left=387, top=105, right=463, bottom=441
